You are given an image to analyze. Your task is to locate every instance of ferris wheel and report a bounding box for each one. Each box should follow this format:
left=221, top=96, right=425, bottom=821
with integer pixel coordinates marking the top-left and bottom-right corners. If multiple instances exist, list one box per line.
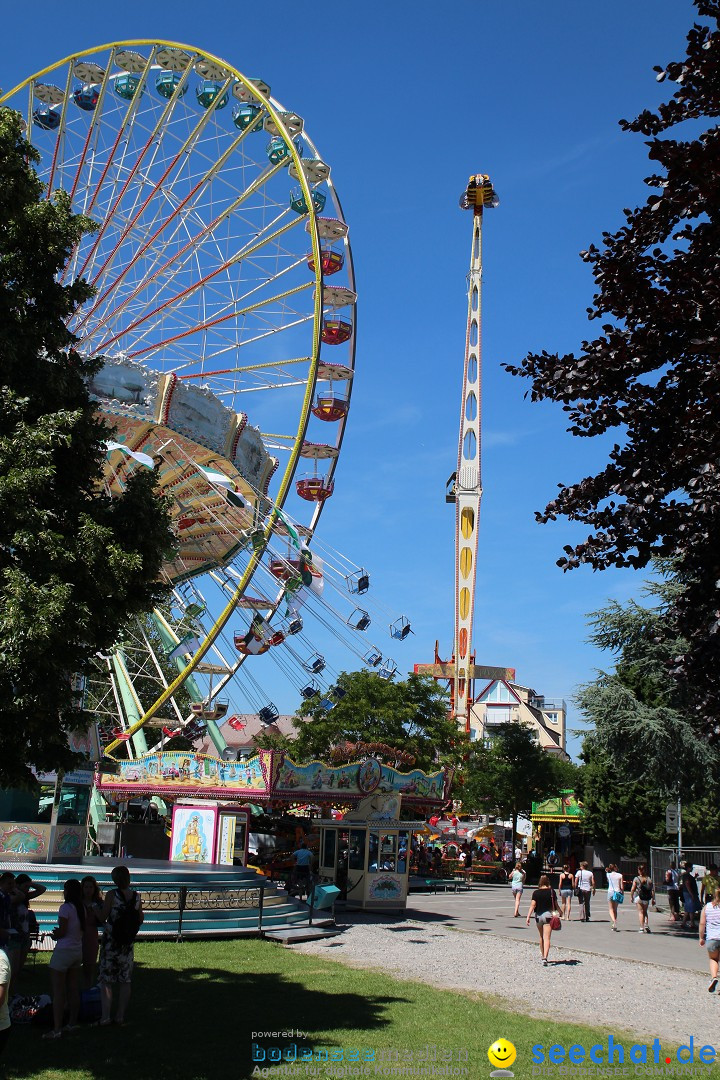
left=0, top=41, right=357, bottom=757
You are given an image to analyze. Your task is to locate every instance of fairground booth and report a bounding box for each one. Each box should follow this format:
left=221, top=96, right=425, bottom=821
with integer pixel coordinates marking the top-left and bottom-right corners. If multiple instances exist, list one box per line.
left=0, top=730, right=100, bottom=864
left=95, top=749, right=451, bottom=904
left=531, top=790, right=587, bottom=871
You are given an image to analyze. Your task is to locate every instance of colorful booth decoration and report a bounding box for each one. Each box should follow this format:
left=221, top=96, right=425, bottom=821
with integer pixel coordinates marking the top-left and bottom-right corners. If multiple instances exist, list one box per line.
left=531, top=791, right=585, bottom=823
left=97, top=750, right=451, bottom=808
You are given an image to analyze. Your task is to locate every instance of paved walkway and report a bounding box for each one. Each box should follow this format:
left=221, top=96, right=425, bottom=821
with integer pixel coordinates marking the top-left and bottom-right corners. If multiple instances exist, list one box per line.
left=406, top=884, right=706, bottom=972
left=293, top=887, right=715, bottom=1047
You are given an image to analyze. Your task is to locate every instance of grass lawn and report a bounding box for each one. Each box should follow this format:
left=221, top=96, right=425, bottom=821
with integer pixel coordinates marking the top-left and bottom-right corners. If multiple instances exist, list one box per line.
left=3, top=940, right=715, bottom=1080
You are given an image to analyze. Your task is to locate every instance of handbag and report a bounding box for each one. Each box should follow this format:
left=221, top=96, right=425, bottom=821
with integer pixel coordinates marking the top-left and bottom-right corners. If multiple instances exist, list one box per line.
left=550, top=914, right=562, bottom=930
left=610, top=890, right=624, bottom=903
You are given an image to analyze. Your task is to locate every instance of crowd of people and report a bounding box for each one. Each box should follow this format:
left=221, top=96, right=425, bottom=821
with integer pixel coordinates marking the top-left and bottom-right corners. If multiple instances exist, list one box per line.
left=506, top=856, right=720, bottom=979
left=0, top=865, right=143, bottom=1055
left=412, top=836, right=503, bottom=876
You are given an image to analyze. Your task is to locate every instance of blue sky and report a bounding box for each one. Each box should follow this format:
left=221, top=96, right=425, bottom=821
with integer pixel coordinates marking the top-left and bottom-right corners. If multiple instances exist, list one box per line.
left=3, top=1, right=699, bottom=756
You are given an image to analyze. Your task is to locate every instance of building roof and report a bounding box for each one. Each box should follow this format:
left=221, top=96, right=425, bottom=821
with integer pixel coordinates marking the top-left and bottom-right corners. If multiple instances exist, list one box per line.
left=195, top=713, right=301, bottom=755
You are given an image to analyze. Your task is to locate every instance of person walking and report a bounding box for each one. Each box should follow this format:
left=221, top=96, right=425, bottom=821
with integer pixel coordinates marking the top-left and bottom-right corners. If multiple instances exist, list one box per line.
left=631, top=864, right=655, bottom=933
left=701, top=864, right=720, bottom=905
left=81, top=876, right=104, bottom=989
left=0, top=944, right=10, bottom=1059
left=526, top=875, right=561, bottom=966
left=681, top=862, right=701, bottom=930
left=97, top=866, right=143, bottom=1027
left=509, top=862, right=526, bottom=917
left=44, top=879, right=85, bottom=1039
left=290, top=841, right=314, bottom=898
left=574, top=861, right=595, bottom=922
left=665, top=865, right=681, bottom=922
left=558, top=864, right=574, bottom=921
left=699, top=886, right=720, bottom=993
left=606, top=863, right=624, bottom=931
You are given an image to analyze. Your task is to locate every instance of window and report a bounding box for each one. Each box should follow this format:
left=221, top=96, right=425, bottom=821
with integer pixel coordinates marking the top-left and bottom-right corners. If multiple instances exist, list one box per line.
left=323, top=829, right=336, bottom=868
left=56, top=783, right=90, bottom=825
left=348, top=830, right=365, bottom=870
left=478, top=681, right=515, bottom=704
left=486, top=707, right=511, bottom=725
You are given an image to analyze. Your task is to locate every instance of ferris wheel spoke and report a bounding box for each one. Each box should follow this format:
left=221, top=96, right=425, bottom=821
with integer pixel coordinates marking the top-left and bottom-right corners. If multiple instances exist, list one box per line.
left=87, top=198, right=301, bottom=353
left=76, top=56, right=195, bottom=248
left=126, top=279, right=313, bottom=360
left=178, top=356, right=311, bottom=381
left=78, top=138, right=283, bottom=343
left=43, top=62, right=75, bottom=198
left=59, top=49, right=163, bottom=281
left=64, top=60, right=116, bottom=206
left=75, top=73, right=239, bottom=292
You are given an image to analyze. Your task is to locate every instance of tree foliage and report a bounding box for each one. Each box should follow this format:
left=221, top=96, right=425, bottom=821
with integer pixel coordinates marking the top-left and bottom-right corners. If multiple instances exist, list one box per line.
left=0, top=109, right=176, bottom=787
left=576, top=571, right=720, bottom=852
left=503, top=2, right=720, bottom=733
left=265, top=670, right=460, bottom=773
left=460, top=723, right=569, bottom=841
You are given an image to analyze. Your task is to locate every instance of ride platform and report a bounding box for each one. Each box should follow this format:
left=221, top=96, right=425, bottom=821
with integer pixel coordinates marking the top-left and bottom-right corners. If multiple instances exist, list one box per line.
left=0, top=857, right=331, bottom=939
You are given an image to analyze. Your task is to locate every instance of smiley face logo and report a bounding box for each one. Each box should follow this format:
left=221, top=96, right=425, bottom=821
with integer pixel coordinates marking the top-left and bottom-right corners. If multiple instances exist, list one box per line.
left=488, top=1040, right=517, bottom=1070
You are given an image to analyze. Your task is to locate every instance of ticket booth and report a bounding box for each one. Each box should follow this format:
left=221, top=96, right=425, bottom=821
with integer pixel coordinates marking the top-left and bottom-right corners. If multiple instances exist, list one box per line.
left=0, top=769, right=94, bottom=863
left=170, top=802, right=249, bottom=866
left=317, top=794, right=421, bottom=912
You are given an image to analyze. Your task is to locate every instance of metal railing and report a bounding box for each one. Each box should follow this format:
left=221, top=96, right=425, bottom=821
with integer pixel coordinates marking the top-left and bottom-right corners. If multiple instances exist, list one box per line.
left=139, top=882, right=269, bottom=940
left=650, top=846, right=720, bottom=897
left=136, top=878, right=333, bottom=940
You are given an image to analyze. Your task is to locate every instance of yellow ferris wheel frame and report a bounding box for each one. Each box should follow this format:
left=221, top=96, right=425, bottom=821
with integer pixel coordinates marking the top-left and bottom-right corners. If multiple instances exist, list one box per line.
left=2, top=41, right=326, bottom=757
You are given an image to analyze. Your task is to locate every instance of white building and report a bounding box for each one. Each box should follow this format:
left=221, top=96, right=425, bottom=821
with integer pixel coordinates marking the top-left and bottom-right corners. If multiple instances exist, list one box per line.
left=470, top=678, right=567, bottom=757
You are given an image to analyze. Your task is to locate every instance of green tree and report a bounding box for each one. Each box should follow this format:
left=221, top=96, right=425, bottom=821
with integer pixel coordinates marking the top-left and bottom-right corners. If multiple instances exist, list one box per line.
left=574, top=752, right=667, bottom=855
left=461, top=723, right=563, bottom=845
left=577, top=575, right=716, bottom=796
left=575, top=570, right=720, bottom=852
left=269, top=670, right=460, bottom=773
left=0, top=109, right=176, bottom=787
left=503, top=1, right=720, bottom=730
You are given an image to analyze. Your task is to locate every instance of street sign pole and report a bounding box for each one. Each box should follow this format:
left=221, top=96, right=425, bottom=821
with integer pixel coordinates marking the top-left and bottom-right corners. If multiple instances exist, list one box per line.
left=677, top=796, right=683, bottom=866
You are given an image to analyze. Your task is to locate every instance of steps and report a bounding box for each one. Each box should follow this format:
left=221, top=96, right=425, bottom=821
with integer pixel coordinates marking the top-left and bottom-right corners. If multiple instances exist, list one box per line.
left=4, top=859, right=315, bottom=939
left=263, top=924, right=341, bottom=944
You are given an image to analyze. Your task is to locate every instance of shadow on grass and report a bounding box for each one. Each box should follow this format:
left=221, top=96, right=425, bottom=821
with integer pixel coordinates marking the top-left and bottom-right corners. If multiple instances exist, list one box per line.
left=4, top=958, right=409, bottom=1080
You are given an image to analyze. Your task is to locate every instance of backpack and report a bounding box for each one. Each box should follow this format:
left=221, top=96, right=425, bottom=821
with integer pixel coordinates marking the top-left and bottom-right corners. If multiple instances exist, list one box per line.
left=79, top=986, right=102, bottom=1023
left=110, top=890, right=142, bottom=947
left=638, top=879, right=653, bottom=902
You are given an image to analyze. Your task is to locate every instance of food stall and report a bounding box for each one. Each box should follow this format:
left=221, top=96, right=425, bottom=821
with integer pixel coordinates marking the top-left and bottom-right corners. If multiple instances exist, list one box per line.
left=316, top=793, right=421, bottom=911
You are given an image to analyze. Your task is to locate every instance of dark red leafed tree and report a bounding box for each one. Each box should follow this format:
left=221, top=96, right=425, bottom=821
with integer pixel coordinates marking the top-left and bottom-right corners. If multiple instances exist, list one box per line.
left=504, top=1, right=720, bottom=734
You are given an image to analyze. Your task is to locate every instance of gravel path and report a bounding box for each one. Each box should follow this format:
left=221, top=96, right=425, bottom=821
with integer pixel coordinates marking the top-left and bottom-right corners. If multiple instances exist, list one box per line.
left=294, top=916, right=715, bottom=1047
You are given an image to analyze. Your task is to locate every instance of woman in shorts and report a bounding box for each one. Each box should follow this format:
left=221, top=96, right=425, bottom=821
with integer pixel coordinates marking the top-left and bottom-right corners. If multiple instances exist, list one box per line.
left=44, top=879, right=85, bottom=1039
left=526, top=875, right=560, bottom=966
left=509, top=862, right=526, bottom=917
left=699, top=886, right=720, bottom=993
left=606, top=863, right=624, bottom=932
left=631, top=864, right=655, bottom=933
left=558, top=863, right=574, bottom=921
